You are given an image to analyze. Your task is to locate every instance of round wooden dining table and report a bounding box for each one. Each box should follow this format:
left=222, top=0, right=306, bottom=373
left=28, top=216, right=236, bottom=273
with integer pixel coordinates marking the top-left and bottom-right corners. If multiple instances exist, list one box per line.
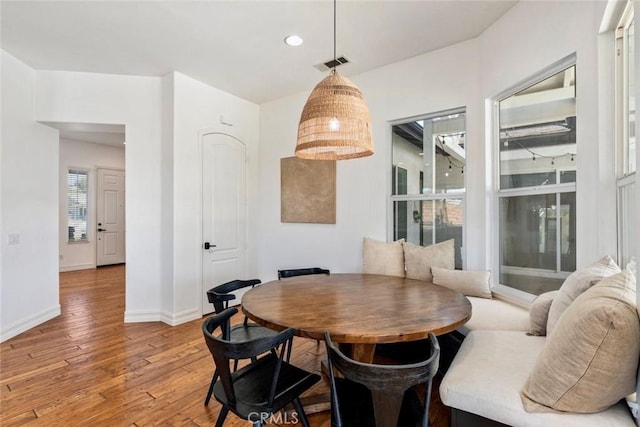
left=242, top=273, right=471, bottom=363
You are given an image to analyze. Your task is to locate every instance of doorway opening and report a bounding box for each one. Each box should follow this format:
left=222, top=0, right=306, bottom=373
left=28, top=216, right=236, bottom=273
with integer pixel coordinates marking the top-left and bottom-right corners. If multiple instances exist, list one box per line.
left=42, top=121, right=127, bottom=272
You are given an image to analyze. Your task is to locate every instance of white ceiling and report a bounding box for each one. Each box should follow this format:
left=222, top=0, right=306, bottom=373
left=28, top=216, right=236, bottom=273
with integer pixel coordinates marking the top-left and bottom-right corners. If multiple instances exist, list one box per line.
left=1, top=0, right=517, bottom=105
left=41, top=122, right=126, bottom=147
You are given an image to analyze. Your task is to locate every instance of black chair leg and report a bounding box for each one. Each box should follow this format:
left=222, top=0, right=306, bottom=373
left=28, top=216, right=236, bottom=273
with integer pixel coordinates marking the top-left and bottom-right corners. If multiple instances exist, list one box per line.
left=423, top=378, right=433, bottom=427
left=204, top=370, right=219, bottom=405
left=215, top=406, right=229, bottom=427
left=289, top=337, right=297, bottom=362
left=293, top=397, right=310, bottom=427
left=286, top=339, right=293, bottom=362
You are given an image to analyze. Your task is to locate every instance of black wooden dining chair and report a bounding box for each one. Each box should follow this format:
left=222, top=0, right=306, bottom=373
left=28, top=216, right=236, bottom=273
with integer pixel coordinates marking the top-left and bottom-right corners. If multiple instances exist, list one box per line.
left=204, top=279, right=280, bottom=405
left=203, top=308, right=321, bottom=427
left=325, top=331, right=440, bottom=427
left=207, top=279, right=262, bottom=327
left=277, top=267, right=330, bottom=279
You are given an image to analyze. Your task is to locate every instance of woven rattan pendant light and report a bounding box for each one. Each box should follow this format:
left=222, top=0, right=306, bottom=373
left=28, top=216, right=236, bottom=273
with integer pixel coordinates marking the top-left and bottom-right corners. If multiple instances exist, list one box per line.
left=295, top=0, right=373, bottom=160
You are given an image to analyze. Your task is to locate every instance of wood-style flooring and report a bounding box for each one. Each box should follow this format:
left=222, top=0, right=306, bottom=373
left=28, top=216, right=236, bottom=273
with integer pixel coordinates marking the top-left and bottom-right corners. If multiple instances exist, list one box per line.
left=0, top=265, right=450, bottom=426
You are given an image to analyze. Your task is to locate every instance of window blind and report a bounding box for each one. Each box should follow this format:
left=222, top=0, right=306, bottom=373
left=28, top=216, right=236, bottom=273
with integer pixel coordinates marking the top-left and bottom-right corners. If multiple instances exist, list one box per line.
left=68, top=170, right=88, bottom=242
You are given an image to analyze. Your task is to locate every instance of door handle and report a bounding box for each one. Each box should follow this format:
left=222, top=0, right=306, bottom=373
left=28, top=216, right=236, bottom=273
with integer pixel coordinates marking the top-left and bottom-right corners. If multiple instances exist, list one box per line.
left=97, top=228, right=106, bottom=232
left=203, top=242, right=217, bottom=250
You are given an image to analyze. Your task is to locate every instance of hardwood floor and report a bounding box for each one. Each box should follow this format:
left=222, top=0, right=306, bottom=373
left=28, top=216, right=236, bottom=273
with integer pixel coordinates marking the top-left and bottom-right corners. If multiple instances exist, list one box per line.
left=0, top=265, right=449, bottom=426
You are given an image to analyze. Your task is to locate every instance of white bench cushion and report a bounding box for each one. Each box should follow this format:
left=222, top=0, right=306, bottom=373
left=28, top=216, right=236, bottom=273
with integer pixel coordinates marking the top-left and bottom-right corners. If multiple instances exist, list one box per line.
left=459, top=297, right=530, bottom=334
left=440, top=330, right=635, bottom=427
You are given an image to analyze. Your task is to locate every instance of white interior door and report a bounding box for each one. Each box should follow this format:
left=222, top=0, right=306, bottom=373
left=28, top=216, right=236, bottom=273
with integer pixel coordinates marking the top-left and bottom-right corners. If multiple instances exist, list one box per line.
left=202, top=133, right=247, bottom=315
left=97, top=168, right=126, bottom=266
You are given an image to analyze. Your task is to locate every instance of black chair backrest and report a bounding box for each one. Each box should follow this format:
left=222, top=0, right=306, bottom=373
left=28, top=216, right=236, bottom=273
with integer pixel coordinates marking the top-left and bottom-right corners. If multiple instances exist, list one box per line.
left=206, top=279, right=261, bottom=313
left=324, top=331, right=440, bottom=427
left=202, top=307, right=295, bottom=408
left=278, top=267, right=330, bottom=280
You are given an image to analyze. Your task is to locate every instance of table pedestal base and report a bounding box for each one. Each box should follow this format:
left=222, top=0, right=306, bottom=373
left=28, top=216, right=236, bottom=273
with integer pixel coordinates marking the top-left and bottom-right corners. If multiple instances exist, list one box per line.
left=334, top=342, right=376, bottom=363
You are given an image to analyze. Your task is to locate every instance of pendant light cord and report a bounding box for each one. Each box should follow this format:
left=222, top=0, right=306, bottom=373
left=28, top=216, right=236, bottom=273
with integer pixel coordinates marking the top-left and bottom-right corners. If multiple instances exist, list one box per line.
left=333, top=0, right=337, bottom=65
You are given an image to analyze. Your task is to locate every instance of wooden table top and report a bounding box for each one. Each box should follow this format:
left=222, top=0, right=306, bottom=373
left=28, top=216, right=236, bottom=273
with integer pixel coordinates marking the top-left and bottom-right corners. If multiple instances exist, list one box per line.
left=242, top=273, right=471, bottom=345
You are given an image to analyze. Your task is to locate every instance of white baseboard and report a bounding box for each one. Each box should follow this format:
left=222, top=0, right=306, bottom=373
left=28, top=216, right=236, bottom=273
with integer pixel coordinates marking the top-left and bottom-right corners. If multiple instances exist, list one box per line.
left=1, top=305, right=61, bottom=343
left=124, top=310, right=162, bottom=323
left=160, top=308, right=201, bottom=326
left=124, top=308, right=200, bottom=326
left=59, top=263, right=95, bottom=273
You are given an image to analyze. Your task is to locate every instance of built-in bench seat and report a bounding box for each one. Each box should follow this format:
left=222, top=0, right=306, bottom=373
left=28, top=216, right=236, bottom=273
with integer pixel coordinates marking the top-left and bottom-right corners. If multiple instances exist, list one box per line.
left=460, top=296, right=529, bottom=334
left=361, top=238, right=637, bottom=426
left=439, top=257, right=638, bottom=427
left=440, top=330, right=635, bottom=427
left=436, top=295, right=531, bottom=374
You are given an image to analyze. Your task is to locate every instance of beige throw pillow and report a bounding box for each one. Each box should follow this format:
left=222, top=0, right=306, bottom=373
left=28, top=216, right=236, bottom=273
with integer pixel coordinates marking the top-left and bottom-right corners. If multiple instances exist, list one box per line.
left=546, top=255, right=620, bottom=334
left=521, top=265, right=639, bottom=413
left=431, top=267, right=492, bottom=299
left=362, top=237, right=405, bottom=277
left=404, top=239, right=454, bottom=283
left=527, top=290, right=558, bottom=336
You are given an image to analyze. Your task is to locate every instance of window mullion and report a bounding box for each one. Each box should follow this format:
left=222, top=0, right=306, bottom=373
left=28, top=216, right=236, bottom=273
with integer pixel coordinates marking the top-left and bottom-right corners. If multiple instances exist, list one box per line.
left=497, top=183, right=576, bottom=199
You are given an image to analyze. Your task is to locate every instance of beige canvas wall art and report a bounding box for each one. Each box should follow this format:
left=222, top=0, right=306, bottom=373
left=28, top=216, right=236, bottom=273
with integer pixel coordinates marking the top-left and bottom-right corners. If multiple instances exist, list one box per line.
left=280, top=156, right=336, bottom=224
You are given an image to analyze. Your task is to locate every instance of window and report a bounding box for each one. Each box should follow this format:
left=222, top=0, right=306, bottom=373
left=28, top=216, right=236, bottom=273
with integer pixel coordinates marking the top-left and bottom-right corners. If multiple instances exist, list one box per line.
left=616, top=2, right=635, bottom=267
left=496, top=60, right=577, bottom=296
left=618, top=3, right=636, bottom=176
left=68, top=169, right=89, bottom=242
left=391, top=109, right=465, bottom=268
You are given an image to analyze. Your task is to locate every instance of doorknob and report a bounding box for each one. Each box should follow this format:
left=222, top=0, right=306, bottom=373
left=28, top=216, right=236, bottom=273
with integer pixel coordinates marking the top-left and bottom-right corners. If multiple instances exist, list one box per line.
left=97, top=228, right=106, bottom=232
left=203, top=242, right=217, bottom=250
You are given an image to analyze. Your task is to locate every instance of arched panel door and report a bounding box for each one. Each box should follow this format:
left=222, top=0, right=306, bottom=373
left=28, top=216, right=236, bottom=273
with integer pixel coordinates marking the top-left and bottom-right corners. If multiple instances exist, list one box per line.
left=202, top=133, right=247, bottom=315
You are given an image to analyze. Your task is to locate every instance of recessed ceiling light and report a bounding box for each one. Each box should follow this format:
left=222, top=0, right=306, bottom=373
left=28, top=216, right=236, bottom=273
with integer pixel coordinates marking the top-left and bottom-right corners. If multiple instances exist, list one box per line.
left=284, top=34, right=303, bottom=47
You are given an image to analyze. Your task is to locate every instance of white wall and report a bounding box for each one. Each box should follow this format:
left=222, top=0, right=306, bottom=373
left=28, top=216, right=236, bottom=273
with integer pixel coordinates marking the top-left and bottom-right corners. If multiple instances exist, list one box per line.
left=481, top=1, right=611, bottom=272
left=4, top=65, right=258, bottom=333
left=160, top=74, right=175, bottom=326
left=58, top=138, right=125, bottom=272
left=257, top=1, right=610, bottom=285
left=35, top=70, right=164, bottom=322
left=635, top=0, right=640, bottom=414
left=2, top=0, right=631, bottom=341
left=258, top=39, right=480, bottom=281
left=168, top=72, right=259, bottom=323
left=1, top=52, right=60, bottom=341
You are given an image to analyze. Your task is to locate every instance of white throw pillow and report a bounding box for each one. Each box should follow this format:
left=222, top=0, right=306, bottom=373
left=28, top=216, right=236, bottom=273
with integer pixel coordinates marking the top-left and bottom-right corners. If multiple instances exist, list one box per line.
left=528, top=290, right=558, bottom=336
left=431, top=267, right=492, bottom=299
left=546, top=255, right=620, bottom=335
left=521, top=264, right=638, bottom=413
left=362, top=237, right=405, bottom=277
left=403, top=239, right=454, bottom=282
